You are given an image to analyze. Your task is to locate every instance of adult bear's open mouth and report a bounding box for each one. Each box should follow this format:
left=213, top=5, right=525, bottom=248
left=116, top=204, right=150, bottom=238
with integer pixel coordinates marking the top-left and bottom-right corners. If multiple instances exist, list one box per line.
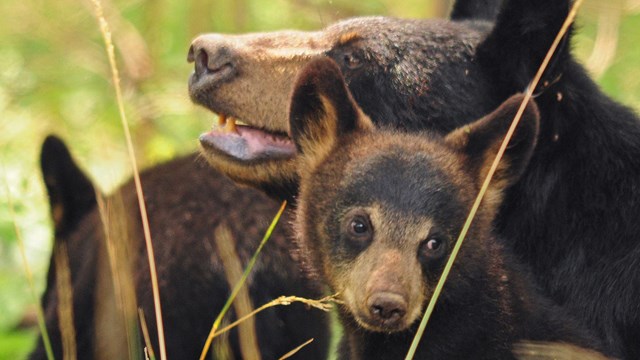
left=186, top=30, right=321, bottom=173
left=199, top=114, right=296, bottom=162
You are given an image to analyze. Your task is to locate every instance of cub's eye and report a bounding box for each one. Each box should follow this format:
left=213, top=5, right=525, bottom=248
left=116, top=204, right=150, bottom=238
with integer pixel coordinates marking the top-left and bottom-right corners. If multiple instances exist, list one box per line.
left=426, top=238, right=441, bottom=251
left=349, top=216, right=370, bottom=236
left=343, top=211, right=373, bottom=249
left=419, top=233, right=448, bottom=261
left=342, top=51, right=362, bottom=70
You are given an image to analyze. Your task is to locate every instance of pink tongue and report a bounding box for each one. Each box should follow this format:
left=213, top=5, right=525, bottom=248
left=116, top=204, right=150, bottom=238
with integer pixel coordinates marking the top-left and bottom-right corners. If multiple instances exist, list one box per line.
left=200, top=126, right=296, bottom=161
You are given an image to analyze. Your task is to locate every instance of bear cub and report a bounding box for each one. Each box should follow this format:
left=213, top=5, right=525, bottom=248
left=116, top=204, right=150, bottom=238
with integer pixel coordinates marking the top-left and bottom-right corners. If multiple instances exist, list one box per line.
left=289, top=57, right=606, bottom=359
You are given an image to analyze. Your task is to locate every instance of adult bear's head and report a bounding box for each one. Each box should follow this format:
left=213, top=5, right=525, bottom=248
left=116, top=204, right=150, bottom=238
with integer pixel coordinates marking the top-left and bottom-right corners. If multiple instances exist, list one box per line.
left=188, top=0, right=570, bottom=200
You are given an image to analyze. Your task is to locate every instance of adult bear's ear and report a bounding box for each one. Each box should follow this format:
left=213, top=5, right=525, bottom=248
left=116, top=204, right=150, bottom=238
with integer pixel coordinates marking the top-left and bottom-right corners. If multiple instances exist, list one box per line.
left=289, top=56, right=373, bottom=168
left=475, top=0, right=571, bottom=96
left=449, top=0, right=503, bottom=22
left=445, top=94, right=539, bottom=190
left=40, top=135, right=97, bottom=235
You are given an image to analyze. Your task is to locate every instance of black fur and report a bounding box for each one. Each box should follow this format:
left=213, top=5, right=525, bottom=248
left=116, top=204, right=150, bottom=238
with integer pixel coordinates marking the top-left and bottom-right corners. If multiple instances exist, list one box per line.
left=298, top=2, right=640, bottom=357
left=449, top=0, right=503, bottom=21
left=477, top=2, right=640, bottom=358
left=289, top=61, right=606, bottom=358
left=30, top=138, right=329, bottom=360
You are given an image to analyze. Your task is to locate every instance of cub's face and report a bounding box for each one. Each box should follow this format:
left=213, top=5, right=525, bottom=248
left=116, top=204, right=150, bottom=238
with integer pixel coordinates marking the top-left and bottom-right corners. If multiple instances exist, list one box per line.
left=297, top=133, right=477, bottom=332
left=288, top=58, right=539, bottom=334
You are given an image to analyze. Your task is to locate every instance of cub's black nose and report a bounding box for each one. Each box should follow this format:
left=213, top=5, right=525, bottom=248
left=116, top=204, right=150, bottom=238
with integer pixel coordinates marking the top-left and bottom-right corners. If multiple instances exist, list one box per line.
left=368, top=293, right=407, bottom=325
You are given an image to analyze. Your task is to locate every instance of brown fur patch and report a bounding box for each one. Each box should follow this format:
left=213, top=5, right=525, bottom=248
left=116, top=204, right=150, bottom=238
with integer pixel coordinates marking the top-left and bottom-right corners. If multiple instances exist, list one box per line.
left=297, top=95, right=340, bottom=173
left=199, top=150, right=299, bottom=198
left=337, top=31, right=361, bottom=46
left=52, top=204, right=65, bottom=231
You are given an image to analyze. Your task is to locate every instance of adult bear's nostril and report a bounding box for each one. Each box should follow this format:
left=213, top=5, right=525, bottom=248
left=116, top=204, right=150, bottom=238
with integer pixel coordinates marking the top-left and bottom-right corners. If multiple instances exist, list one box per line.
left=188, top=36, right=238, bottom=87
left=194, top=49, right=210, bottom=78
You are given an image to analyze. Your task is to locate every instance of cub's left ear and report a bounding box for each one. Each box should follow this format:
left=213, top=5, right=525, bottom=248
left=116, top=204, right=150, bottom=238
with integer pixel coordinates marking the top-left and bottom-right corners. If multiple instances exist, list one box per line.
left=445, top=94, right=539, bottom=188
left=289, top=56, right=373, bottom=166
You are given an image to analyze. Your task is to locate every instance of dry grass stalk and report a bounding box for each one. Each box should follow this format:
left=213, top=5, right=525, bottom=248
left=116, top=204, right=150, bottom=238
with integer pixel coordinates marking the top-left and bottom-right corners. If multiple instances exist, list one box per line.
left=199, top=201, right=288, bottom=360
left=214, top=224, right=261, bottom=360
left=405, top=1, right=586, bottom=359
left=95, top=193, right=141, bottom=360
left=2, top=173, right=55, bottom=360
left=586, top=1, right=621, bottom=78
left=138, top=308, right=156, bottom=360
left=626, top=0, right=640, bottom=12
left=88, top=0, right=166, bottom=359
left=513, top=341, right=612, bottom=360
left=213, top=294, right=339, bottom=340
left=212, top=317, right=234, bottom=359
left=278, top=338, right=315, bottom=360
left=54, top=242, right=77, bottom=360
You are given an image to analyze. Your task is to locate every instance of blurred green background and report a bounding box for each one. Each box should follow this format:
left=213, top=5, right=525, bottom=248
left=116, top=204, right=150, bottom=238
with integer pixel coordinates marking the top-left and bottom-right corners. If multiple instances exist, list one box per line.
left=0, top=0, right=639, bottom=358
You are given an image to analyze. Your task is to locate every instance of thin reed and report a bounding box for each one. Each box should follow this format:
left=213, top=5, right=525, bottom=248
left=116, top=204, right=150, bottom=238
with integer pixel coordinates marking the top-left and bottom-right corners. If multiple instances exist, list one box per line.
left=138, top=309, right=156, bottom=360
left=404, top=1, right=586, bottom=358
left=199, top=200, right=287, bottom=360
left=278, top=338, right=315, bottom=360
left=95, top=192, right=142, bottom=359
left=212, top=294, right=338, bottom=340
left=53, top=242, right=77, bottom=360
left=88, top=1, right=167, bottom=359
left=214, top=224, right=261, bottom=360
left=2, top=173, right=55, bottom=360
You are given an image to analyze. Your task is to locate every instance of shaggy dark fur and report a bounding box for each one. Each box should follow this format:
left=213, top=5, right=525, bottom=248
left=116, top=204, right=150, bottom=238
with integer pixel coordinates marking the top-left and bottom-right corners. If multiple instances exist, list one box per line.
left=29, top=136, right=329, bottom=360
left=290, top=57, right=607, bottom=359
left=189, top=1, right=640, bottom=357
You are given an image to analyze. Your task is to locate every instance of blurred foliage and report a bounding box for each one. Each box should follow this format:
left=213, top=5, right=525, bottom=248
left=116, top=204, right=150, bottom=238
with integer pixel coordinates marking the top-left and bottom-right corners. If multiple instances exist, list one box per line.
left=0, top=0, right=639, bottom=357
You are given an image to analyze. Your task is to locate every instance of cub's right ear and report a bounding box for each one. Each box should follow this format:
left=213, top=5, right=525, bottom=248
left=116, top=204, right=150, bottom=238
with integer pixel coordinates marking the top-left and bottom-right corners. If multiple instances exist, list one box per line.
left=40, top=135, right=96, bottom=235
left=289, top=56, right=373, bottom=167
left=445, top=94, right=540, bottom=191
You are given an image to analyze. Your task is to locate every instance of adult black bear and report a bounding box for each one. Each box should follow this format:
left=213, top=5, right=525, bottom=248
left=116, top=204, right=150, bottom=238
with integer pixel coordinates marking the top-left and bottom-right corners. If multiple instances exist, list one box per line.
left=289, top=56, right=607, bottom=359
left=29, top=136, right=329, bottom=359
left=189, top=1, right=640, bottom=357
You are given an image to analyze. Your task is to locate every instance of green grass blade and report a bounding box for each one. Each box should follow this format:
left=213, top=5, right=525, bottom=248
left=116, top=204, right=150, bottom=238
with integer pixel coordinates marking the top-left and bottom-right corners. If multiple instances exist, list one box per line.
left=199, top=200, right=288, bottom=360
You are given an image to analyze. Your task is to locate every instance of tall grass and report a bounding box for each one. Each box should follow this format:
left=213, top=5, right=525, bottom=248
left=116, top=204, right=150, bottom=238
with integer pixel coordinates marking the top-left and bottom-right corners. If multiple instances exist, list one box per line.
left=1, top=1, right=639, bottom=359
left=214, top=224, right=261, bottom=360
left=199, top=200, right=287, bottom=360
left=95, top=192, right=142, bottom=360
left=2, top=173, right=54, bottom=360
left=53, top=242, right=76, bottom=360
left=88, top=1, right=167, bottom=358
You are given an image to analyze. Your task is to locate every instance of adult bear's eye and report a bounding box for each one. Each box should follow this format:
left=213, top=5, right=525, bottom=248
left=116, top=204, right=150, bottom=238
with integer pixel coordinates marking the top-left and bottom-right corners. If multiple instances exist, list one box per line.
left=342, top=51, right=362, bottom=70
